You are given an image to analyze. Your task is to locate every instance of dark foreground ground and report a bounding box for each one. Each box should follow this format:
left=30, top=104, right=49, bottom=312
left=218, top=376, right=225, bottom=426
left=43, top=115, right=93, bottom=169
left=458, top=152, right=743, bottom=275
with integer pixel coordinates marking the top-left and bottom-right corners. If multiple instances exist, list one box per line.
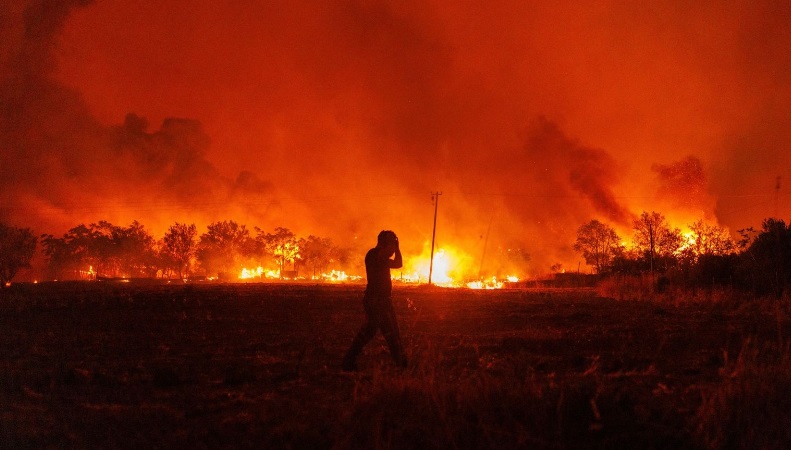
left=1, top=282, right=790, bottom=449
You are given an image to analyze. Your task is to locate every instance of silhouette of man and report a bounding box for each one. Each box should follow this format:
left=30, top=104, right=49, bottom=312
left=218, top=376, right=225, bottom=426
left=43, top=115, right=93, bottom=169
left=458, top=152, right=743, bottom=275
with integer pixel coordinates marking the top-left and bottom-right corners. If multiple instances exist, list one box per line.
left=342, top=230, right=407, bottom=371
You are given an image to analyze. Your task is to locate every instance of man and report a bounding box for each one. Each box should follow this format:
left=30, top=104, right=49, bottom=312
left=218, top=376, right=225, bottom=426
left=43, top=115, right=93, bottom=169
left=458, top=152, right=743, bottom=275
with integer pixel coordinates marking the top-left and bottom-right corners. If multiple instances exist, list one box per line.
left=342, top=230, right=407, bottom=371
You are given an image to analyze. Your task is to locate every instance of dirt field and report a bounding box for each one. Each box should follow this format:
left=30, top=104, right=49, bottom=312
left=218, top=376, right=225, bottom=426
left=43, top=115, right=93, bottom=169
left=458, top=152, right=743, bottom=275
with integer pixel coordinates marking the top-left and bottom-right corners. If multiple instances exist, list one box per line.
left=1, top=282, right=789, bottom=449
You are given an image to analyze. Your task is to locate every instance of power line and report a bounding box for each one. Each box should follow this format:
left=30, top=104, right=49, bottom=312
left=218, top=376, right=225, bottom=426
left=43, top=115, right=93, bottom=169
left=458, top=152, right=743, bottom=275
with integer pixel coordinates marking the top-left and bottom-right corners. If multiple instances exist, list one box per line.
left=428, top=191, right=442, bottom=286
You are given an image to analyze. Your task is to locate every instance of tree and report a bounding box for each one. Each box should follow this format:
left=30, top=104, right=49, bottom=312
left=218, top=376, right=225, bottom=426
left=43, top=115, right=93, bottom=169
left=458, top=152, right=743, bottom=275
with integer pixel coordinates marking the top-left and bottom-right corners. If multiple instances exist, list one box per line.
left=687, top=219, right=735, bottom=258
left=112, top=221, right=157, bottom=277
left=88, top=221, right=118, bottom=277
left=161, top=223, right=198, bottom=279
left=0, top=224, right=37, bottom=285
left=41, top=233, right=72, bottom=280
left=197, top=221, right=252, bottom=276
left=42, top=224, right=102, bottom=279
left=573, top=220, right=622, bottom=274
left=258, top=227, right=300, bottom=277
left=300, top=235, right=336, bottom=278
left=737, top=218, right=791, bottom=297
left=633, top=211, right=682, bottom=273
left=40, top=221, right=156, bottom=279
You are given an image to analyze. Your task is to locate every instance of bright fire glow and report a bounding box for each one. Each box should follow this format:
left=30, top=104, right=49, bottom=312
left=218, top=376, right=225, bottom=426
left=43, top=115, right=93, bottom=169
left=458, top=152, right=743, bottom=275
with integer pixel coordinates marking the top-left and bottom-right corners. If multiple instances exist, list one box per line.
left=312, top=270, right=363, bottom=282
left=235, top=244, right=520, bottom=288
left=239, top=266, right=264, bottom=279
left=679, top=230, right=696, bottom=252
left=400, top=245, right=520, bottom=288
left=238, top=266, right=361, bottom=282
left=400, top=248, right=458, bottom=286
left=466, top=275, right=520, bottom=289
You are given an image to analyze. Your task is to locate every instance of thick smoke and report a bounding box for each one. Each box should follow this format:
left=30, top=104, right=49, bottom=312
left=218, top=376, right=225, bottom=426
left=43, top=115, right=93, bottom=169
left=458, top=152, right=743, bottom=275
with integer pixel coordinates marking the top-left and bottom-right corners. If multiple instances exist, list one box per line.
left=5, top=0, right=791, bottom=276
left=1, top=0, right=101, bottom=230
left=0, top=1, right=280, bottom=237
left=454, top=117, right=631, bottom=273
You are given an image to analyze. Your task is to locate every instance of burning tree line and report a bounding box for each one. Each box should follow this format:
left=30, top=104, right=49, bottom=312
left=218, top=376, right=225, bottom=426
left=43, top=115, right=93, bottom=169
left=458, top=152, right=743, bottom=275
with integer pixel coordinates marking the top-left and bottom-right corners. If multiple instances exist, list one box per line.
left=0, top=220, right=353, bottom=284
left=2, top=211, right=791, bottom=296
left=573, top=211, right=791, bottom=296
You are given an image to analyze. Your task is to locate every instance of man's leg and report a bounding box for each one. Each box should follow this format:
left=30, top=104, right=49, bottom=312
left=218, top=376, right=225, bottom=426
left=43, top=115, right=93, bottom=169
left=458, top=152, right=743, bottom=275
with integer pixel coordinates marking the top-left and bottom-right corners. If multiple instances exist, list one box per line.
left=342, top=302, right=378, bottom=371
left=379, top=299, right=407, bottom=367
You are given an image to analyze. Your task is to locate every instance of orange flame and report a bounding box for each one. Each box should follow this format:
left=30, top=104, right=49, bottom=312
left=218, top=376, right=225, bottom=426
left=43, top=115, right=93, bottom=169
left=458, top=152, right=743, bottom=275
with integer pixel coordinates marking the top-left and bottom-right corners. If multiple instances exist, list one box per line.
left=400, top=245, right=520, bottom=288
left=239, top=266, right=264, bottom=280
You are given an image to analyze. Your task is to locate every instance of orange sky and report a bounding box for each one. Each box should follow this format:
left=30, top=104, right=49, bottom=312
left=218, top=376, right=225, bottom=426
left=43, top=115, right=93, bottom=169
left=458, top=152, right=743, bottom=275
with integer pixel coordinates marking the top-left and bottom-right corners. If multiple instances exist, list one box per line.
left=2, top=0, right=791, bottom=275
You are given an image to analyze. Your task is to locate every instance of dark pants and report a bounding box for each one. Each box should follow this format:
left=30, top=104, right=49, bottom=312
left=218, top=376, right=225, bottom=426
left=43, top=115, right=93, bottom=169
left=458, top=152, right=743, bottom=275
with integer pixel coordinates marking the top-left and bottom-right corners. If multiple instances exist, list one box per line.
left=343, top=295, right=406, bottom=368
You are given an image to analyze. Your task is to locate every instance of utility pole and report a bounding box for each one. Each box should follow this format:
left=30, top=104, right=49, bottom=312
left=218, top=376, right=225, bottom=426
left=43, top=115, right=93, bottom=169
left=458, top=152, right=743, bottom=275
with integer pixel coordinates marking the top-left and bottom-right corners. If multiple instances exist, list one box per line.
left=429, top=192, right=442, bottom=285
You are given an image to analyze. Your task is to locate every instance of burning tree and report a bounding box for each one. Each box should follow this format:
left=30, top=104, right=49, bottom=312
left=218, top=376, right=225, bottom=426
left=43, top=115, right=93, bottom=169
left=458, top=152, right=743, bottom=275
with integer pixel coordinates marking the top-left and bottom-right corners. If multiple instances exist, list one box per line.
left=574, top=220, right=623, bottom=274
left=41, top=221, right=158, bottom=279
left=161, top=223, right=198, bottom=279
left=257, top=227, right=300, bottom=278
left=670, top=220, right=738, bottom=288
left=42, top=224, right=102, bottom=279
left=0, top=223, right=37, bottom=286
left=299, top=235, right=336, bottom=278
left=196, top=221, right=253, bottom=278
left=75, top=221, right=118, bottom=277
left=687, top=219, right=735, bottom=258
left=633, top=211, right=683, bottom=273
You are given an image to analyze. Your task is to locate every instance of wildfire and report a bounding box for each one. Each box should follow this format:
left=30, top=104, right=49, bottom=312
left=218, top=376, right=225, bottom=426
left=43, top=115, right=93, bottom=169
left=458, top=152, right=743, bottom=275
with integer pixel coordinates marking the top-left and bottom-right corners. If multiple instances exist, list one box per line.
left=234, top=244, right=521, bottom=288
left=465, top=275, right=520, bottom=289
left=237, top=266, right=361, bottom=282
left=400, top=246, right=520, bottom=289
left=679, top=230, right=696, bottom=252
left=312, top=270, right=361, bottom=282
left=400, top=248, right=458, bottom=286
left=238, top=266, right=280, bottom=280
left=239, top=266, right=264, bottom=279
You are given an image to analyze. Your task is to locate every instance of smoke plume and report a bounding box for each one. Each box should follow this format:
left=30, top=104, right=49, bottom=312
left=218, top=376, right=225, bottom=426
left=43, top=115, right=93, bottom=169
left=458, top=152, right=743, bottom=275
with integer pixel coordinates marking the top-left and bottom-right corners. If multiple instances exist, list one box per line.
left=1, top=1, right=281, bottom=238
left=4, top=0, right=791, bottom=276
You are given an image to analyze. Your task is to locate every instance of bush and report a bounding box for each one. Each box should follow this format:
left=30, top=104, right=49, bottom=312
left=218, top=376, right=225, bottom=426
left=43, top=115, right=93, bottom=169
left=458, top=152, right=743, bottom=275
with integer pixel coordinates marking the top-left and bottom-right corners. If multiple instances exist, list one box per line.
left=735, top=219, right=791, bottom=297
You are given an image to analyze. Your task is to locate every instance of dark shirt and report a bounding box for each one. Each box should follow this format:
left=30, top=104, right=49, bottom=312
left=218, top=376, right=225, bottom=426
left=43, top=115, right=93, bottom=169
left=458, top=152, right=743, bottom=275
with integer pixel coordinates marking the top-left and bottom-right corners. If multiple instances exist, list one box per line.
left=364, top=247, right=396, bottom=298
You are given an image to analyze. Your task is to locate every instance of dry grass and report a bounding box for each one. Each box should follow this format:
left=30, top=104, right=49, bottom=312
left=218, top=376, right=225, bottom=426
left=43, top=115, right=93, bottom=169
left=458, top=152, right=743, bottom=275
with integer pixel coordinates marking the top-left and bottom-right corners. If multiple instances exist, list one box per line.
left=597, top=274, right=742, bottom=306
left=694, top=338, right=791, bottom=449
left=1, top=282, right=789, bottom=448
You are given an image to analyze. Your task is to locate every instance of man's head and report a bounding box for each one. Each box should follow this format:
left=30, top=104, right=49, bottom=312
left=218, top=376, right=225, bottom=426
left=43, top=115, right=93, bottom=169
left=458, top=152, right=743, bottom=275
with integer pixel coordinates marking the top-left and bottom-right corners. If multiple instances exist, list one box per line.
left=377, top=230, right=398, bottom=251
